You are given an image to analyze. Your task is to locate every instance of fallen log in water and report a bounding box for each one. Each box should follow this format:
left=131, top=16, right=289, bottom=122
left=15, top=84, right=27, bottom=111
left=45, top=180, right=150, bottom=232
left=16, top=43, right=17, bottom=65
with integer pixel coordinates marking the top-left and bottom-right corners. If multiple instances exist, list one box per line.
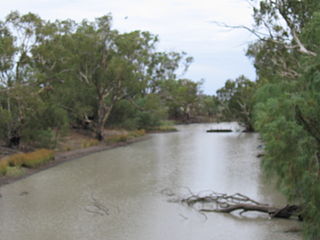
left=162, top=189, right=303, bottom=220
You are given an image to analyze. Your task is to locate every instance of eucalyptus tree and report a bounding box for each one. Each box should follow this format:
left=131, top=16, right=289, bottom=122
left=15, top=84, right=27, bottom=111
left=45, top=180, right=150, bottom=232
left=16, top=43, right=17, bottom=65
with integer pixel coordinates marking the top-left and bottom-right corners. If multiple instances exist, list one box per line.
left=0, top=12, right=68, bottom=147
left=145, top=51, right=193, bottom=94
left=33, top=15, right=170, bottom=140
left=216, top=75, right=256, bottom=131
left=157, top=78, right=201, bottom=122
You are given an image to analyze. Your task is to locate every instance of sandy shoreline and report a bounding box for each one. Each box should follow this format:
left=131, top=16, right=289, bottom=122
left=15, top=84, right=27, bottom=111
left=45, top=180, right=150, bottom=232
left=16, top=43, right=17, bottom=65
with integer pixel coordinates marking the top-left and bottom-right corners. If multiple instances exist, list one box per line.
left=0, top=135, right=150, bottom=188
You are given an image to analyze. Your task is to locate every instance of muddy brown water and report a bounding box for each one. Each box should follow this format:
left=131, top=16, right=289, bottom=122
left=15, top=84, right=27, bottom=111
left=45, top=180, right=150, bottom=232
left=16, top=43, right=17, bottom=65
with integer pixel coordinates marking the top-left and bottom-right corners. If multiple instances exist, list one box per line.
left=0, top=123, right=301, bottom=240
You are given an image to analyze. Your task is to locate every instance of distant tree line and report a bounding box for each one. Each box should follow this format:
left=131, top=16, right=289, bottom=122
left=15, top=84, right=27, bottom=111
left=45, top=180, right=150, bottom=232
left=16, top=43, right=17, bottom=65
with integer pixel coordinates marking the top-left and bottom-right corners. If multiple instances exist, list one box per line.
left=0, top=11, right=217, bottom=148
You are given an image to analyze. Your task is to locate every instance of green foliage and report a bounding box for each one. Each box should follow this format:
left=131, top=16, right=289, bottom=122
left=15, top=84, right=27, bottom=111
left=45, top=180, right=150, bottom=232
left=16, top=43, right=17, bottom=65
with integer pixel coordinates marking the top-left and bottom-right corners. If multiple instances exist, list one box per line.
left=247, top=2, right=320, bottom=238
left=107, top=94, right=168, bottom=130
left=0, top=11, right=202, bottom=145
left=198, top=95, right=219, bottom=119
left=159, top=78, right=202, bottom=122
left=216, top=75, right=256, bottom=131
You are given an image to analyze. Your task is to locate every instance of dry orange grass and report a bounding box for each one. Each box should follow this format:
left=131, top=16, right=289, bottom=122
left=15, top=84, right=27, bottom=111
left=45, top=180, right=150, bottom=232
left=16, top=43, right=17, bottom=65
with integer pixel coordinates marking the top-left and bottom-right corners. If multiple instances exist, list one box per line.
left=5, top=149, right=54, bottom=169
left=22, top=149, right=54, bottom=168
left=7, top=153, right=25, bottom=167
left=0, top=160, right=8, bottom=175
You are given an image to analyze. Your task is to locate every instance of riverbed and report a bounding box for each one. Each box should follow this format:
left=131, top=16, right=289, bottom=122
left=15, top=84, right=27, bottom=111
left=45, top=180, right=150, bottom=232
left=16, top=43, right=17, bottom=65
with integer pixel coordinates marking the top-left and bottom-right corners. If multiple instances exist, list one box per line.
left=0, top=123, right=301, bottom=240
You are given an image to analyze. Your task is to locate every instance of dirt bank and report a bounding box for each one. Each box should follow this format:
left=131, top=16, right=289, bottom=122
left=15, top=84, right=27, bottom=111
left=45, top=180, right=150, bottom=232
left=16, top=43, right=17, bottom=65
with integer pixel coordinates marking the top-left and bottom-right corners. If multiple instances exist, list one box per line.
left=0, top=135, right=150, bottom=188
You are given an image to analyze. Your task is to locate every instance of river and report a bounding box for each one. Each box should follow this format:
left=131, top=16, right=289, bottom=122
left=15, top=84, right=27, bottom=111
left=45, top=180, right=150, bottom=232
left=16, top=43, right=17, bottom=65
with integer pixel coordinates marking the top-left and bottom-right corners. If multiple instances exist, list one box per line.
left=0, top=123, right=301, bottom=240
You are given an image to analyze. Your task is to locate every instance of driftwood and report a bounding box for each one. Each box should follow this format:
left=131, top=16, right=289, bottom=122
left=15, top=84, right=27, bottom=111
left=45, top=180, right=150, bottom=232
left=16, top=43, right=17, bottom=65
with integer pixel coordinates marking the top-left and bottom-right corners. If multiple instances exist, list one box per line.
left=162, top=189, right=302, bottom=220
left=206, top=129, right=232, bottom=133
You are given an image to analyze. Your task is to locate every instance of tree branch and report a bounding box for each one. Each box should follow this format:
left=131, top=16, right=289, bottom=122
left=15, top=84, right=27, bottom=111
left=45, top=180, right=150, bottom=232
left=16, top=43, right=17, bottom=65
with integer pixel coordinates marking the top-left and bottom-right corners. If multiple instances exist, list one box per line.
left=162, top=189, right=303, bottom=220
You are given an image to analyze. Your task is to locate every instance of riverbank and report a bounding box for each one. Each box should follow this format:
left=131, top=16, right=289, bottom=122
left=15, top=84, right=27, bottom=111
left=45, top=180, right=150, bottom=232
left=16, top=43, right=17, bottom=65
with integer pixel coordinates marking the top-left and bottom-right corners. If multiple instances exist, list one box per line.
left=0, top=130, right=151, bottom=188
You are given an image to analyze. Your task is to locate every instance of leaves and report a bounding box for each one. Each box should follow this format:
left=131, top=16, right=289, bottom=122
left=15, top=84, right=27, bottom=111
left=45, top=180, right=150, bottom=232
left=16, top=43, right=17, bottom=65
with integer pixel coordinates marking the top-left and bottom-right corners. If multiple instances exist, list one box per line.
left=248, top=1, right=320, bottom=237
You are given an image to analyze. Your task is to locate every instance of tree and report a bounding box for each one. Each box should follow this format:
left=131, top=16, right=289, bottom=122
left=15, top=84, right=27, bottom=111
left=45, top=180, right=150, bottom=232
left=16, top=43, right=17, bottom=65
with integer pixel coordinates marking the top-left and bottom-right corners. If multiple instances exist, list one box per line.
left=216, top=75, right=256, bottom=131
left=246, top=1, right=320, bottom=238
left=159, top=78, right=202, bottom=122
left=0, top=12, right=68, bottom=147
left=32, top=16, right=160, bottom=140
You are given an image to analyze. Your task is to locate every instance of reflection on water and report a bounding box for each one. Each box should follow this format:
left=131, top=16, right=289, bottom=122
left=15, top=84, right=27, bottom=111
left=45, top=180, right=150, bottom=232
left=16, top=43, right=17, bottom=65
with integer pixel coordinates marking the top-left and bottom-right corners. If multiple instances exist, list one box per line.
left=0, top=123, right=301, bottom=240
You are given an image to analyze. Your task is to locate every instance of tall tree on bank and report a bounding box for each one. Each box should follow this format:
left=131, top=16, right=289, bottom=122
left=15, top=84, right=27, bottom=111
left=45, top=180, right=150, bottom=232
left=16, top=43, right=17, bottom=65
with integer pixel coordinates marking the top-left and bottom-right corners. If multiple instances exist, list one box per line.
left=32, top=15, right=193, bottom=140
left=216, top=75, right=256, bottom=131
left=0, top=12, right=68, bottom=147
left=246, top=1, right=320, bottom=238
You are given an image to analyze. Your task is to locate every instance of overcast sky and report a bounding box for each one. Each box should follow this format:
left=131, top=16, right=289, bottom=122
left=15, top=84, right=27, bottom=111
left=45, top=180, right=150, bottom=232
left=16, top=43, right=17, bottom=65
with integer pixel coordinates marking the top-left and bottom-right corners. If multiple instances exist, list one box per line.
left=0, top=0, right=257, bottom=95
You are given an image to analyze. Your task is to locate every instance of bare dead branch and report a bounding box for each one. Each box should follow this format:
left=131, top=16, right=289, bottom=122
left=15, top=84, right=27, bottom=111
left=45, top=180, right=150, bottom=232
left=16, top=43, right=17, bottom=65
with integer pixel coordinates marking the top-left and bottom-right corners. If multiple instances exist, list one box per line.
left=210, top=21, right=268, bottom=41
left=162, top=188, right=303, bottom=220
left=211, top=20, right=316, bottom=56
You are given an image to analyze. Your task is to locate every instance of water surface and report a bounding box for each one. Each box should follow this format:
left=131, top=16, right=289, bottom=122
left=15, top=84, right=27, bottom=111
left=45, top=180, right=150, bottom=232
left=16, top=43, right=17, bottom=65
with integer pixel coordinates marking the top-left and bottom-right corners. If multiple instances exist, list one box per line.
left=0, top=123, right=301, bottom=240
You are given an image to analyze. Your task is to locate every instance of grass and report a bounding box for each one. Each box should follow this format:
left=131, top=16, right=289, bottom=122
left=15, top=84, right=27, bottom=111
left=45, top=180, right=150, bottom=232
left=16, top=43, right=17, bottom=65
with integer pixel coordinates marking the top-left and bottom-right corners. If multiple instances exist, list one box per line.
left=81, top=139, right=99, bottom=148
left=0, top=160, right=8, bottom=176
left=6, top=166, right=25, bottom=177
left=3, top=149, right=54, bottom=170
left=128, top=129, right=146, bottom=138
left=7, top=153, right=25, bottom=167
left=22, top=149, right=54, bottom=168
left=105, top=130, right=146, bottom=144
left=147, top=125, right=178, bottom=132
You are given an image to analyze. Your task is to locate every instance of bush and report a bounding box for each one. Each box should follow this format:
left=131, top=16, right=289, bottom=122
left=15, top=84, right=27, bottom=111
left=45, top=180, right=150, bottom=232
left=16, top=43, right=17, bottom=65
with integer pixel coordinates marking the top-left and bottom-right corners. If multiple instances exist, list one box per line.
left=23, top=129, right=56, bottom=148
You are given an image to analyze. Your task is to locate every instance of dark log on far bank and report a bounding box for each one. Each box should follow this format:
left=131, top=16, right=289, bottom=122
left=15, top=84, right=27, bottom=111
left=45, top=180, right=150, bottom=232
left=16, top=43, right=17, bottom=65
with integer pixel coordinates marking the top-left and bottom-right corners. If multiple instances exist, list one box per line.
left=206, top=129, right=232, bottom=133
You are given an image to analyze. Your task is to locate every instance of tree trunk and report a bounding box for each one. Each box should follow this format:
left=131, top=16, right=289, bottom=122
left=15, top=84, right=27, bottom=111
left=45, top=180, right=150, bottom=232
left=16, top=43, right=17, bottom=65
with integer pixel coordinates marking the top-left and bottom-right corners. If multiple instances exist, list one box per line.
left=95, top=97, right=112, bottom=141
